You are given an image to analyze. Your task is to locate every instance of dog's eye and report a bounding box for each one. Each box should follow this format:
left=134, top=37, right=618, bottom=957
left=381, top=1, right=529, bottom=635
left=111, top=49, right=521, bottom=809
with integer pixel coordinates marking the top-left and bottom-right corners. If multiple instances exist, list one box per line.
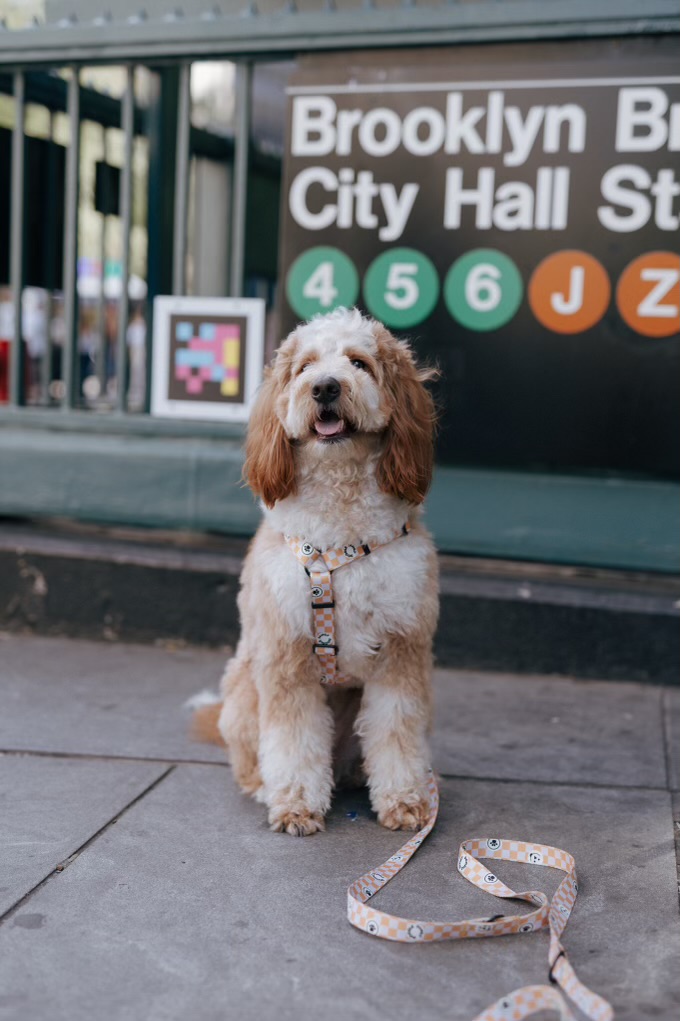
left=299, top=362, right=311, bottom=374
left=350, top=358, right=367, bottom=371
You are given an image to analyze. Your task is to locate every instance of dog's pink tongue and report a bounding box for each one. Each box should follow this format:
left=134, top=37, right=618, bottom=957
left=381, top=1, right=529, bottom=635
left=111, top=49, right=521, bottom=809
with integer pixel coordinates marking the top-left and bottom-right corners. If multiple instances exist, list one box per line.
left=315, top=417, right=346, bottom=437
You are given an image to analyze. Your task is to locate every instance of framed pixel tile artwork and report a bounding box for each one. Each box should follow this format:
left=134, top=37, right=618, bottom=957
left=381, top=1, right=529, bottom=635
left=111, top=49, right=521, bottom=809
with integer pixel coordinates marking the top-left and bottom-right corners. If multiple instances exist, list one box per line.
left=151, top=296, right=265, bottom=421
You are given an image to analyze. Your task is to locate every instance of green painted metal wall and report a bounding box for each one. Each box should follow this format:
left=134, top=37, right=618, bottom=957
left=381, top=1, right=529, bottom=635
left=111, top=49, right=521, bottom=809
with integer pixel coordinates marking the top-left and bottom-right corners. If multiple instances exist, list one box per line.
left=1, top=419, right=678, bottom=572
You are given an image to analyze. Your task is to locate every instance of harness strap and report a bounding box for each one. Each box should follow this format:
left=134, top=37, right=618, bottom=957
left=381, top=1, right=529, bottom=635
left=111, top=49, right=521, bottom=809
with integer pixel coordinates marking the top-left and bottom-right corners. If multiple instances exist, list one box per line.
left=347, top=770, right=613, bottom=1021
left=284, top=523, right=410, bottom=685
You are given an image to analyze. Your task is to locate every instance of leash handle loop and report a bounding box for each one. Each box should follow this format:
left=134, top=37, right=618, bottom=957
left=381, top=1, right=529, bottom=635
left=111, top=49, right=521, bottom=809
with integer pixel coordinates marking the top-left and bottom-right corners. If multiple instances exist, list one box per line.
left=347, top=771, right=613, bottom=1021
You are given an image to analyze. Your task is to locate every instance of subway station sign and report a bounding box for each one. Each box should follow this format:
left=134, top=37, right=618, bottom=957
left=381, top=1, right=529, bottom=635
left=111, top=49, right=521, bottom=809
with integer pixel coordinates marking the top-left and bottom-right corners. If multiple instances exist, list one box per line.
left=279, top=38, right=680, bottom=477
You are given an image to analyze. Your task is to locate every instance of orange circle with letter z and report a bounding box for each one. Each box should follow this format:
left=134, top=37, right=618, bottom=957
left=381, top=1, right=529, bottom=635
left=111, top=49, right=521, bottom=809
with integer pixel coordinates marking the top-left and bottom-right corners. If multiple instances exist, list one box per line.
left=528, top=250, right=611, bottom=334
left=616, top=252, right=680, bottom=338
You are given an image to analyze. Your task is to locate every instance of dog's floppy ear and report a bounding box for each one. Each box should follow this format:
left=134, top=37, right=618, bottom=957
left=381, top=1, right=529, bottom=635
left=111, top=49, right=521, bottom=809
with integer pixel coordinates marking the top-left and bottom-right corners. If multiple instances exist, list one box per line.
left=374, top=326, right=437, bottom=505
left=244, top=347, right=297, bottom=509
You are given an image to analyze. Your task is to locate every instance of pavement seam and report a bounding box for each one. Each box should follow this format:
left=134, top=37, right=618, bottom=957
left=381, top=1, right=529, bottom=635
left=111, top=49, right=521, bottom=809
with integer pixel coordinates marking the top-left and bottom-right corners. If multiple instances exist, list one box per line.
left=0, top=747, right=671, bottom=794
left=665, top=692, right=680, bottom=910
left=665, top=792, right=677, bottom=914
left=0, top=747, right=228, bottom=768
left=0, top=764, right=176, bottom=929
left=661, top=689, right=675, bottom=790
left=433, top=771, right=669, bottom=794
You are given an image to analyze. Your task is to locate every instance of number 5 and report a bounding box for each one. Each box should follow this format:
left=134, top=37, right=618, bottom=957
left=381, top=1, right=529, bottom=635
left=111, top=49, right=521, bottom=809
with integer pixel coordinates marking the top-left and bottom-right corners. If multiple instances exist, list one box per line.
left=385, top=263, right=419, bottom=310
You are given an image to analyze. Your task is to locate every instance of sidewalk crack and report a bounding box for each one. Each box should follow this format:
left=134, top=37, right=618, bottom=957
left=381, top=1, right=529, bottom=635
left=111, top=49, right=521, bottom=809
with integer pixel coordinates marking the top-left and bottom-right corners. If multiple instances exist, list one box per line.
left=0, top=765, right=175, bottom=928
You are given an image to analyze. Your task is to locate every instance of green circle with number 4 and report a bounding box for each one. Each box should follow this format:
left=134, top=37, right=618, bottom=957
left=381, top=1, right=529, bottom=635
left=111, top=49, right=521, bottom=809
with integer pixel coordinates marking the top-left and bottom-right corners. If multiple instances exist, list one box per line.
left=286, top=247, right=359, bottom=319
left=444, top=249, right=523, bottom=331
left=363, top=248, right=439, bottom=329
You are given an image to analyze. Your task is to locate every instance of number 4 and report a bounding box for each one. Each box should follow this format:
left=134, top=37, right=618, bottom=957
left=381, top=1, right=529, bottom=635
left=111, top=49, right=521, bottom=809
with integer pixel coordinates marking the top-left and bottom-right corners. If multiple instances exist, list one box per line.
left=303, top=262, right=338, bottom=308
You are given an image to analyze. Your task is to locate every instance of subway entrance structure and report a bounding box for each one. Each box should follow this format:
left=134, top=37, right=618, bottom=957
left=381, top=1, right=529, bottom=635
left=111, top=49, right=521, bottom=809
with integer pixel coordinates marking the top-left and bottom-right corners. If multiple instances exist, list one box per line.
left=0, top=0, right=678, bottom=576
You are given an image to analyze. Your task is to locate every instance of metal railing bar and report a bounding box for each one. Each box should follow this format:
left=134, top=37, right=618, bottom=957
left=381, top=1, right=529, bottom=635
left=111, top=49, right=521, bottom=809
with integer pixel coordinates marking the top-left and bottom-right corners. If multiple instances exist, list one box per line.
left=9, top=70, right=25, bottom=409
left=41, top=110, right=58, bottom=407
left=229, top=61, right=252, bottom=299
left=0, top=3, right=676, bottom=65
left=172, top=61, right=191, bottom=296
left=61, top=67, right=81, bottom=411
left=95, top=125, right=108, bottom=399
left=41, top=293, right=54, bottom=406
left=116, top=66, right=134, bottom=413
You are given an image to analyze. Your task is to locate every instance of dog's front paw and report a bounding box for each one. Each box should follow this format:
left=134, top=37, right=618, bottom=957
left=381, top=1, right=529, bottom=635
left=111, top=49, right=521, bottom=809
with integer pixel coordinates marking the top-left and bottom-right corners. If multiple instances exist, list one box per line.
left=377, top=791, right=430, bottom=832
left=269, top=807, right=326, bottom=837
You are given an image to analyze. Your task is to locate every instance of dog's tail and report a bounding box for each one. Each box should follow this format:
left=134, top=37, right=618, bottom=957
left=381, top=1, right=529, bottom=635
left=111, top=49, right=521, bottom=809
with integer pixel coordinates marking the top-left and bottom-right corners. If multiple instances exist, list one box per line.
left=184, top=690, right=225, bottom=746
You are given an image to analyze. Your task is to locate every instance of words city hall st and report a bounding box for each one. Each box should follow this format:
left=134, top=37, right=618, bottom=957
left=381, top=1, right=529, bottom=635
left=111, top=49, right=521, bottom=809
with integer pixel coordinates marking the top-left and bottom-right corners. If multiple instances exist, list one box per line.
left=287, top=87, right=680, bottom=239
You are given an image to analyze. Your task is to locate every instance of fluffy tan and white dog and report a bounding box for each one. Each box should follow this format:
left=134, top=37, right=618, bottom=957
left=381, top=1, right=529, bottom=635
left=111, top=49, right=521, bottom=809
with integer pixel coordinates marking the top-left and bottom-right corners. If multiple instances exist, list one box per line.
left=196, top=307, right=439, bottom=836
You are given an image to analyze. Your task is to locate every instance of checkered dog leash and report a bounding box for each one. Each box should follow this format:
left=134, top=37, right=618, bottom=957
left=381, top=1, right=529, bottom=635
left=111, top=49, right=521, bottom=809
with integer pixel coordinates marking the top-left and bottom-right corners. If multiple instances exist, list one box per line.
left=284, top=522, right=410, bottom=685
left=285, top=528, right=613, bottom=1020
left=348, top=770, right=614, bottom=1021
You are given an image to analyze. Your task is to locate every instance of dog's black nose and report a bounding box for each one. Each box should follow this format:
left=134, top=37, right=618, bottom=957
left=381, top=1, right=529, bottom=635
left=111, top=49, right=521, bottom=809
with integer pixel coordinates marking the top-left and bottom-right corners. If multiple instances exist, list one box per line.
left=312, top=377, right=341, bottom=405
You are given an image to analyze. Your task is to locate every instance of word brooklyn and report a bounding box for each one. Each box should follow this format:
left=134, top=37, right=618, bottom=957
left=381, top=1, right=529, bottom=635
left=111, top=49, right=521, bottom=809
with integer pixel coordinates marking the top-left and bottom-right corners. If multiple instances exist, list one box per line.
left=287, top=85, right=680, bottom=239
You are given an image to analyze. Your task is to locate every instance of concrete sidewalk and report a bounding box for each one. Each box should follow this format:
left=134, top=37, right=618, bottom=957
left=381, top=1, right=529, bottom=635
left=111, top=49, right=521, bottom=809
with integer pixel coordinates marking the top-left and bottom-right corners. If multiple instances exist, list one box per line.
left=1, top=633, right=679, bottom=1020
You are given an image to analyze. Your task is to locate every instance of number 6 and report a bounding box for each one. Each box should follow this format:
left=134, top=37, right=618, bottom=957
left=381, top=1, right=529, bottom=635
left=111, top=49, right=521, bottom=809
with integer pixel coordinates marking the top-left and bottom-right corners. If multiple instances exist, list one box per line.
left=466, top=263, right=502, bottom=313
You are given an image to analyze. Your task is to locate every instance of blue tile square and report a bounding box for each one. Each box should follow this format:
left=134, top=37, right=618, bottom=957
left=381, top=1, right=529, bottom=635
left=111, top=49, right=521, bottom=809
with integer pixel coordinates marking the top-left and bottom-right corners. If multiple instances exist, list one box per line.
left=176, top=350, right=213, bottom=368
left=176, top=322, right=194, bottom=342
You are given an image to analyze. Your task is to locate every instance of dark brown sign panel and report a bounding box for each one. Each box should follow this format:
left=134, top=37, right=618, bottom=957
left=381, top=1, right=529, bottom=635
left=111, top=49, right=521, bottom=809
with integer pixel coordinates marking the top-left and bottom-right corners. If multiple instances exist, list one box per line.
left=278, top=37, right=680, bottom=479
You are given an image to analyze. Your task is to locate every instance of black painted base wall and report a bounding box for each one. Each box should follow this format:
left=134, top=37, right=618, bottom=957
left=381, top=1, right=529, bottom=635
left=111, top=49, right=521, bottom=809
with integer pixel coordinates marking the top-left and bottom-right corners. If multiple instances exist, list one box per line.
left=1, top=539, right=677, bottom=684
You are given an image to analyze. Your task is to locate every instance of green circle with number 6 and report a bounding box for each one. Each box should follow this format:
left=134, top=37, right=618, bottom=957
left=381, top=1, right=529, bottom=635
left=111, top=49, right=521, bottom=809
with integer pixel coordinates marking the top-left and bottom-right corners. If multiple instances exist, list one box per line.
left=444, top=249, right=523, bottom=331
left=286, top=247, right=359, bottom=319
left=363, top=248, right=439, bottom=329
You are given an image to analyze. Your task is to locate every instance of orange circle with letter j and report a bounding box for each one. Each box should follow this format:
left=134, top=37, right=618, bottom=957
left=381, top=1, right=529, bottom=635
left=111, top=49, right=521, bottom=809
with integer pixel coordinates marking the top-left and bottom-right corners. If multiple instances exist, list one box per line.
left=616, top=252, right=680, bottom=338
left=528, top=250, right=611, bottom=334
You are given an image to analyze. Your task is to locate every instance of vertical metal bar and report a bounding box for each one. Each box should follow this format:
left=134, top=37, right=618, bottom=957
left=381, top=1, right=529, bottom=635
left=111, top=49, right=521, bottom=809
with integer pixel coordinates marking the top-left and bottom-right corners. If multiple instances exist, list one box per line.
left=9, top=71, right=25, bottom=408
left=145, top=68, right=179, bottom=413
left=41, top=111, right=57, bottom=405
left=229, top=61, right=252, bottom=298
left=95, top=125, right=108, bottom=397
left=62, top=67, right=81, bottom=410
left=42, top=294, right=54, bottom=405
left=172, top=61, right=191, bottom=295
left=116, top=65, right=134, bottom=412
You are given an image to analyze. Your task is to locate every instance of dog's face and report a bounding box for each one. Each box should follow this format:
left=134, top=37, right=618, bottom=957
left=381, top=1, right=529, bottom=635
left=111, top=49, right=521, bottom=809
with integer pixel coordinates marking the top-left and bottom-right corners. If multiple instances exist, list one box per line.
left=281, top=309, right=388, bottom=445
left=245, top=308, right=436, bottom=509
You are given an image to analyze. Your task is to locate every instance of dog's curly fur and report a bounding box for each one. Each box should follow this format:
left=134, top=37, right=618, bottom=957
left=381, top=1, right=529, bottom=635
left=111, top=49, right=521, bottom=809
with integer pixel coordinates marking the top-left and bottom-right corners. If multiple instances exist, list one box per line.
left=198, top=308, right=439, bottom=836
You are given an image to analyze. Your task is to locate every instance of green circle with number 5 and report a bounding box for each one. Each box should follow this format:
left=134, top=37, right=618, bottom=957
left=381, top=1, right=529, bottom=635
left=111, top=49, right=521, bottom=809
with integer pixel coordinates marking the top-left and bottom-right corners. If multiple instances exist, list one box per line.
left=363, top=248, right=439, bottom=329
left=444, top=249, right=523, bottom=331
left=286, top=247, right=359, bottom=319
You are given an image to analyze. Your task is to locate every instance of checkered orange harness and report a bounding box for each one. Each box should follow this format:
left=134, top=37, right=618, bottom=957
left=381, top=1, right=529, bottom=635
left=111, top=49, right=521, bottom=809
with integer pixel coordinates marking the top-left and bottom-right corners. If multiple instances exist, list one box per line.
left=285, top=528, right=612, bottom=1020
left=284, top=522, right=410, bottom=685
left=348, top=770, right=614, bottom=1021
